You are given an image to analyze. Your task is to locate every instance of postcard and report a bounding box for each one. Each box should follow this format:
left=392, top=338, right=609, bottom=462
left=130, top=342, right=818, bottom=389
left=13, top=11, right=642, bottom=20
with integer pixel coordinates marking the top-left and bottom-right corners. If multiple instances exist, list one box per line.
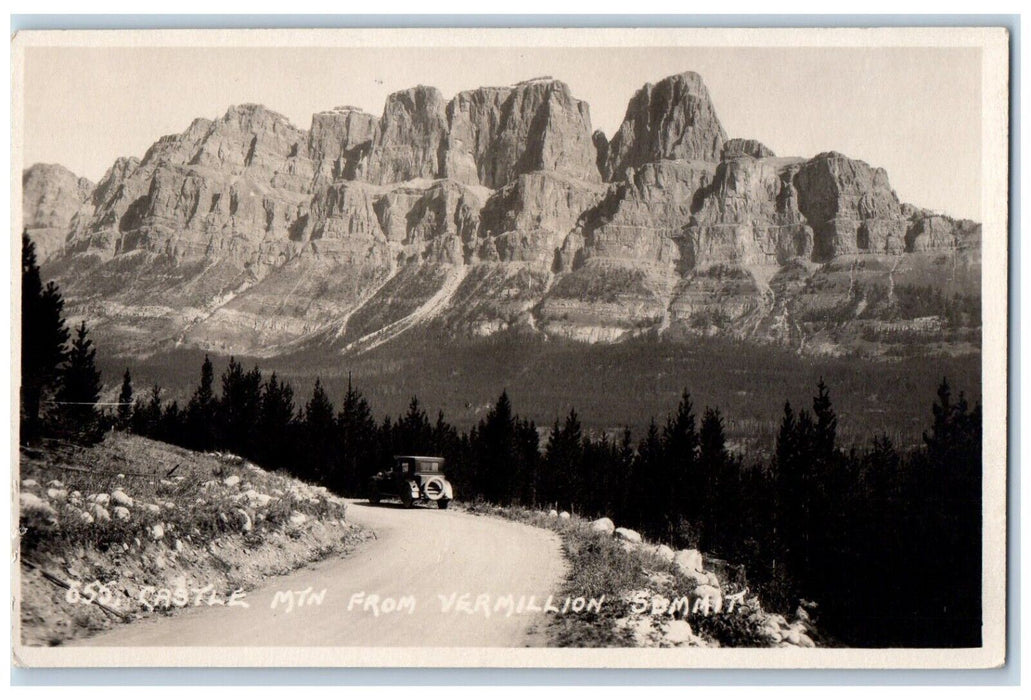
left=10, top=26, right=1009, bottom=669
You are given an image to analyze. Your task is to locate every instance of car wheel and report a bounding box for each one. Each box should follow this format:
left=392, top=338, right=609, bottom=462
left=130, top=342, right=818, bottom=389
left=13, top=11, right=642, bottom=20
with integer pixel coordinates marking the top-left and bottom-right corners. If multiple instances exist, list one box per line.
left=438, top=499, right=450, bottom=510
left=368, top=482, right=380, bottom=504
left=401, top=490, right=414, bottom=508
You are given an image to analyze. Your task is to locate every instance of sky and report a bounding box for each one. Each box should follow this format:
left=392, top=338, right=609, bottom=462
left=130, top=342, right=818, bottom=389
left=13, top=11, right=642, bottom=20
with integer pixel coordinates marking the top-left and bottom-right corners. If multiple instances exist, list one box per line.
left=21, top=45, right=982, bottom=220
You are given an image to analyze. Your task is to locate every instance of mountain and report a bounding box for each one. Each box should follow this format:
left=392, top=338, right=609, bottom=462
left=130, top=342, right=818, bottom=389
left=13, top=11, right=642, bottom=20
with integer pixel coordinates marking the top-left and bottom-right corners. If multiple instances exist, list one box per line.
left=25, top=71, right=981, bottom=361
left=22, top=163, right=94, bottom=261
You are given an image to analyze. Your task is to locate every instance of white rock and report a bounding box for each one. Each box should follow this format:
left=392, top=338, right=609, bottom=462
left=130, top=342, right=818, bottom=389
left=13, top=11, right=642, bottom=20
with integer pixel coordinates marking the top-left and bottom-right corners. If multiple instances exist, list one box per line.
left=558, top=511, right=571, bottom=520
left=289, top=512, right=308, bottom=526
left=149, top=523, right=165, bottom=540
left=116, top=474, right=125, bottom=479
left=653, top=544, right=676, bottom=562
left=691, top=585, right=723, bottom=613
left=71, top=490, right=81, bottom=499
left=90, top=504, right=111, bottom=522
left=243, top=490, right=273, bottom=507
left=679, top=568, right=709, bottom=587
left=22, top=479, right=38, bottom=488
left=164, top=502, right=176, bottom=510
left=234, top=509, right=253, bottom=533
left=665, top=619, right=695, bottom=644
left=143, top=503, right=161, bottom=514
left=547, top=509, right=559, bottom=518
left=614, top=527, right=642, bottom=544
left=590, top=517, right=615, bottom=535
left=77, top=509, right=94, bottom=525
left=111, top=489, right=133, bottom=507
left=90, top=493, right=110, bottom=506
left=224, top=475, right=241, bottom=487
left=20, top=492, right=56, bottom=517
left=673, top=549, right=704, bottom=575
left=113, top=506, right=131, bottom=521
left=174, top=539, right=183, bottom=552
left=47, top=480, right=64, bottom=488
left=46, top=488, right=68, bottom=501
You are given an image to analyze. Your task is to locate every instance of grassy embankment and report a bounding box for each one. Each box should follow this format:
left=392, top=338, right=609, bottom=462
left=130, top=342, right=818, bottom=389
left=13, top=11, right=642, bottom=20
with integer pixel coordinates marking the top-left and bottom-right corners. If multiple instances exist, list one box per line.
left=462, top=503, right=816, bottom=649
left=18, top=433, right=370, bottom=646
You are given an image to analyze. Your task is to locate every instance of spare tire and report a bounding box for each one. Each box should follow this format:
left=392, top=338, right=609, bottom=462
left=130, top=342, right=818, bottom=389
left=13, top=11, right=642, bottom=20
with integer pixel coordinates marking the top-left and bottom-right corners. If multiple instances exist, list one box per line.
left=422, top=477, right=446, bottom=501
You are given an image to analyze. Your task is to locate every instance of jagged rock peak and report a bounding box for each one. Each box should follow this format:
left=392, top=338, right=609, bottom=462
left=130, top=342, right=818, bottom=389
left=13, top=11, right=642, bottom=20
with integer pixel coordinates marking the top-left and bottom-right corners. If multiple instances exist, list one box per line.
left=357, top=86, right=449, bottom=185
left=309, top=106, right=379, bottom=183
left=22, top=163, right=96, bottom=261
left=22, top=163, right=94, bottom=229
left=722, top=138, right=776, bottom=160
left=443, top=78, right=600, bottom=189
left=220, top=103, right=296, bottom=126
left=794, top=151, right=906, bottom=259
left=601, top=71, right=727, bottom=180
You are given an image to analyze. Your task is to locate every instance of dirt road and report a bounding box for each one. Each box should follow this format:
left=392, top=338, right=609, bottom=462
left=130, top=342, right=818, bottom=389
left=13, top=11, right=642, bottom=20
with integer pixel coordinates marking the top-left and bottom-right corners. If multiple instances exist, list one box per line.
left=75, top=501, right=566, bottom=648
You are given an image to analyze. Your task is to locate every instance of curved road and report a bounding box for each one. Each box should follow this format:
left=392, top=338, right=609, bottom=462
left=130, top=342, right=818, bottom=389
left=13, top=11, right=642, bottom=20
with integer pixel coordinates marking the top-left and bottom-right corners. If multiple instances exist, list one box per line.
left=77, top=500, right=566, bottom=648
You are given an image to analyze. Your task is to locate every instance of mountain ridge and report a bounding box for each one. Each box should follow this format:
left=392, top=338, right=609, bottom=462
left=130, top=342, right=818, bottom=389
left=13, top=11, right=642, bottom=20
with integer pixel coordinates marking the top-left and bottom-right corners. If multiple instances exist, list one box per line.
left=23, top=71, right=981, bottom=360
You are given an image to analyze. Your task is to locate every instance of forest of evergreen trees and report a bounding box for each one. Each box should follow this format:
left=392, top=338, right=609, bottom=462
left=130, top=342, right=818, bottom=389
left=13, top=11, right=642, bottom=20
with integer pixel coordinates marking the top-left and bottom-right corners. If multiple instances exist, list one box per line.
left=20, top=235, right=983, bottom=649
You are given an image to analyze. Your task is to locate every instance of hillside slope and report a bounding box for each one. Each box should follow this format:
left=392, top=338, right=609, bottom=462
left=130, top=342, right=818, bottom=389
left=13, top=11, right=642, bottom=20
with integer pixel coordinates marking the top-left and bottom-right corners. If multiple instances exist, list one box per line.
left=17, top=434, right=369, bottom=646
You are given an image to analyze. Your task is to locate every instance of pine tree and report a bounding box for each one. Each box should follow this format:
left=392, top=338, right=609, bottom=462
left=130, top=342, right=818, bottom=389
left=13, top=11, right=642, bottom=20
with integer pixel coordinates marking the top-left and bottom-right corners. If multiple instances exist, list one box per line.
left=20, top=234, right=69, bottom=441
left=515, top=417, right=541, bottom=506
left=543, top=408, right=583, bottom=512
left=117, top=368, right=134, bottom=430
left=55, top=321, right=103, bottom=441
left=812, top=378, right=838, bottom=461
left=132, top=384, right=163, bottom=438
left=218, top=358, right=262, bottom=456
left=662, top=389, right=700, bottom=538
left=915, top=378, right=982, bottom=646
left=611, top=426, right=636, bottom=524
left=633, top=418, right=664, bottom=537
left=159, top=400, right=186, bottom=445
left=477, top=390, right=518, bottom=505
left=185, top=355, right=217, bottom=450
left=338, top=375, right=378, bottom=494
left=302, top=378, right=337, bottom=482
left=698, top=406, right=728, bottom=550
left=257, top=372, right=296, bottom=470
left=397, top=395, right=433, bottom=455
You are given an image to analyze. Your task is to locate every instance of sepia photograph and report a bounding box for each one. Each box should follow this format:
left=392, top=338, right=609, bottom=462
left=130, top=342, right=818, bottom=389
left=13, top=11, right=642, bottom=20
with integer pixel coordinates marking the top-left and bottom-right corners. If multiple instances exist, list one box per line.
left=10, top=26, right=1009, bottom=669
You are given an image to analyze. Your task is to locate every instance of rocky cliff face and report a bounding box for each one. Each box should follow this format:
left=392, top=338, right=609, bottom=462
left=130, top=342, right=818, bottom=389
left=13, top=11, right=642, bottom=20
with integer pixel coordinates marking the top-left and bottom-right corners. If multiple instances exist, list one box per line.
left=22, top=163, right=94, bottom=261
left=600, top=72, right=727, bottom=180
left=25, top=70, right=981, bottom=360
left=445, top=79, right=601, bottom=189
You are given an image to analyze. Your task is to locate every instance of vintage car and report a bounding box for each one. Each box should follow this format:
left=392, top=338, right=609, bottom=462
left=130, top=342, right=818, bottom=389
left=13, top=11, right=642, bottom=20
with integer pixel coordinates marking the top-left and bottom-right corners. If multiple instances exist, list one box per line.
left=368, top=455, right=454, bottom=509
